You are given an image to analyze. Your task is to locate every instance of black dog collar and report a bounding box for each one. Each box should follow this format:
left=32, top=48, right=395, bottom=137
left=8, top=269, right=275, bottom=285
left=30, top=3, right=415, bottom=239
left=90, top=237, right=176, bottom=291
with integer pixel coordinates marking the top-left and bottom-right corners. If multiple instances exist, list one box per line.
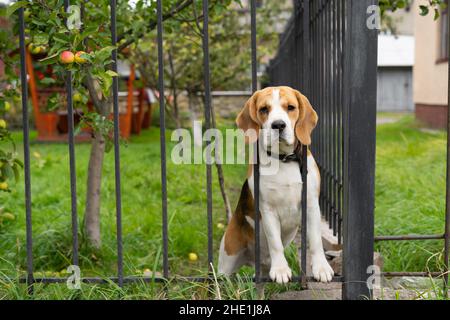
left=266, top=144, right=305, bottom=175
left=266, top=151, right=300, bottom=163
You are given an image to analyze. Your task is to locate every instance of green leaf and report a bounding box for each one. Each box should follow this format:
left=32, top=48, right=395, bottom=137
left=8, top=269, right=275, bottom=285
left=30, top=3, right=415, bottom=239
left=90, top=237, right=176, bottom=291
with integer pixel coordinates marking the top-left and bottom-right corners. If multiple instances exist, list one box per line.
left=105, top=70, right=118, bottom=77
left=40, top=77, right=57, bottom=85
left=95, top=46, right=117, bottom=63
left=94, top=71, right=114, bottom=98
left=14, top=159, right=24, bottom=168
left=46, top=94, right=60, bottom=111
left=6, top=1, right=28, bottom=17
left=434, top=8, right=440, bottom=20
left=12, top=164, right=20, bottom=182
left=80, top=26, right=98, bottom=39
left=396, top=0, right=406, bottom=9
left=419, top=5, right=429, bottom=16
left=1, top=164, right=14, bottom=180
left=33, top=33, right=49, bottom=45
left=79, top=53, right=92, bottom=63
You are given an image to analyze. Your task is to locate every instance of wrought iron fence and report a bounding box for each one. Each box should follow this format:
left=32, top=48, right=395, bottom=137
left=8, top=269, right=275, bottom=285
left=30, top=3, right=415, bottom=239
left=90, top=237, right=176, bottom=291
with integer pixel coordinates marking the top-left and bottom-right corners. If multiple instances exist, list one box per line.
left=268, top=0, right=450, bottom=299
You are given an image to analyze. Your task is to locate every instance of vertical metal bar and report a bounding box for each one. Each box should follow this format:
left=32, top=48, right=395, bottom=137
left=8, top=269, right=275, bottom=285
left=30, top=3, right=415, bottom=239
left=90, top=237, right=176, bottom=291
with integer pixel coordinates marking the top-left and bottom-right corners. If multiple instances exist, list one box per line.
left=250, top=0, right=261, bottom=283
left=303, top=0, right=310, bottom=97
left=323, top=0, right=328, bottom=224
left=444, top=0, right=450, bottom=296
left=156, top=0, right=169, bottom=279
left=332, top=0, right=338, bottom=237
left=331, top=0, right=336, bottom=235
left=342, top=0, right=377, bottom=300
left=322, top=0, right=327, bottom=221
left=330, top=0, right=334, bottom=229
left=18, top=7, right=34, bottom=294
left=110, top=0, right=123, bottom=287
left=294, top=2, right=300, bottom=90
left=328, top=0, right=333, bottom=230
left=63, top=0, right=79, bottom=267
left=202, top=0, right=214, bottom=268
left=300, top=144, right=308, bottom=289
left=317, top=0, right=322, bottom=212
left=326, top=0, right=331, bottom=228
left=338, top=0, right=346, bottom=244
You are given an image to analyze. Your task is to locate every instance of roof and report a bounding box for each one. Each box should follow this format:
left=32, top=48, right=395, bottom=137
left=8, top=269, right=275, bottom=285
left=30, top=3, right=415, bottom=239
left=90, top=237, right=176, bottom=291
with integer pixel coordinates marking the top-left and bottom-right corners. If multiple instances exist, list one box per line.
left=378, top=34, right=415, bottom=67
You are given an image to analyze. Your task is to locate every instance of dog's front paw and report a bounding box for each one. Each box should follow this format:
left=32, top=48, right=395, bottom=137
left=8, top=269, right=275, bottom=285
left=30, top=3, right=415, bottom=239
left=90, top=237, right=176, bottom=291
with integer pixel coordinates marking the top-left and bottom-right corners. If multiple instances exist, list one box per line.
left=311, top=255, right=334, bottom=283
left=269, top=265, right=292, bottom=284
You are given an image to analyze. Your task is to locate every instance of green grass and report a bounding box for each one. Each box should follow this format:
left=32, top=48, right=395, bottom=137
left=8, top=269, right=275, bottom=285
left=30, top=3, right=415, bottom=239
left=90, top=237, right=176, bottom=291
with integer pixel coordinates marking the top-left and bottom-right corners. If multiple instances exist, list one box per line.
left=375, top=115, right=447, bottom=273
left=0, top=114, right=448, bottom=299
left=0, top=127, right=247, bottom=274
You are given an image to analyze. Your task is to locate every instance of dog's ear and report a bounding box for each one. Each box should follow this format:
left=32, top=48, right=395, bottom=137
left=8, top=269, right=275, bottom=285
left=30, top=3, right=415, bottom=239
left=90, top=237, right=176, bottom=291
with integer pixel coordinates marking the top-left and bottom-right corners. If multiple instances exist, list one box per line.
left=294, top=90, right=318, bottom=146
left=236, top=91, right=260, bottom=143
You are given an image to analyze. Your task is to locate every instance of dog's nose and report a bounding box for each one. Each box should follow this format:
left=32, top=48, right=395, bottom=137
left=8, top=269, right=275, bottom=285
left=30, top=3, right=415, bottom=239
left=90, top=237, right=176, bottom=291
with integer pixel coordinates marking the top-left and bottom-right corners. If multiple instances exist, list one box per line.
left=271, top=120, right=286, bottom=132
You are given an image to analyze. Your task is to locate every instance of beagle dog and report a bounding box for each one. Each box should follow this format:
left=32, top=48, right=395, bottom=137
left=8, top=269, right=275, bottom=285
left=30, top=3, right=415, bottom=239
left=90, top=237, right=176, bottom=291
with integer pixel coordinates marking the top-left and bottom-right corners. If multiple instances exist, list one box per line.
left=218, top=86, right=334, bottom=284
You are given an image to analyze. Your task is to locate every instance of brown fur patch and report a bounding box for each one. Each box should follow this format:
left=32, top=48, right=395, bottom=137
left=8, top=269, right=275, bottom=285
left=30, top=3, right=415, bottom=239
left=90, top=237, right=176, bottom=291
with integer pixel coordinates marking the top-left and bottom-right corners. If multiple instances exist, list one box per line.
left=224, top=180, right=257, bottom=255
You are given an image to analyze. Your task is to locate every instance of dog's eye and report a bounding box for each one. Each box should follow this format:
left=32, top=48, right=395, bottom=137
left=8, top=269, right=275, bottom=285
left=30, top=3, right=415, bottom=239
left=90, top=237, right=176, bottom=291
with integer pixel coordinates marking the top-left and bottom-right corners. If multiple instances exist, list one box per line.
left=259, top=106, right=269, bottom=114
left=288, top=105, right=296, bottom=111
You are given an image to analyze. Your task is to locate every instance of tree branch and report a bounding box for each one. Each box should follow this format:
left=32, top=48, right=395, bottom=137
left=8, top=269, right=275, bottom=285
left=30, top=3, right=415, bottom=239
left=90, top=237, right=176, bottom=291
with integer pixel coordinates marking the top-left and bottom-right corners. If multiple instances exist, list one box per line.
left=117, top=0, right=194, bottom=52
left=84, top=73, right=106, bottom=115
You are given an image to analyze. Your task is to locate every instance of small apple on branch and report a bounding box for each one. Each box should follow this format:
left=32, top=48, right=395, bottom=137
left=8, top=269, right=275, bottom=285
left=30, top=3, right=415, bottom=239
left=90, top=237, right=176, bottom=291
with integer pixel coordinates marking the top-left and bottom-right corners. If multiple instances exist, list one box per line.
left=59, top=50, right=90, bottom=64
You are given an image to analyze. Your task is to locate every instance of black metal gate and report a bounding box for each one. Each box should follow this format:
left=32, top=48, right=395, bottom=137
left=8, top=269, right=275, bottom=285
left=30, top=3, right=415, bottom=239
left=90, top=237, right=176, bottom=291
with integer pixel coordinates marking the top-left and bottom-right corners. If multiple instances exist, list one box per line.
left=268, top=0, right=450, bottom=299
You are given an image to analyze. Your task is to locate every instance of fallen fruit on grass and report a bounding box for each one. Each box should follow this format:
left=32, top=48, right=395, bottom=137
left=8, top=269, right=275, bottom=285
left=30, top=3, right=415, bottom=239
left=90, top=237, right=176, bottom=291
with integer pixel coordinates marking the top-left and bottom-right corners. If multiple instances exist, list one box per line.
left=1, top=213, right=15, bottom=221
left=0, top=119, right=7, bottom=129
left=0, top=182, right=8, bottom=191
left=4, top=101, right=11, bottom=111
left=60, top=51, right=75, bottom=64
left=188, top=253, right=198, bottom=262
left=217, top=223, right=225, bottom=229
left=143, top=268, right=152, bottom=276
left=74, top=51, right=88, bottom=64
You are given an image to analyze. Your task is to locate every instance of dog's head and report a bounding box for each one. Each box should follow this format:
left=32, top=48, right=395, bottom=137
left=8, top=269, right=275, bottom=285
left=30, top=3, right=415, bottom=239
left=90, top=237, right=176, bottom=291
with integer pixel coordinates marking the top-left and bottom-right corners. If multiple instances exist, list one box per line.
left=236, top=86, right=318, bottom=148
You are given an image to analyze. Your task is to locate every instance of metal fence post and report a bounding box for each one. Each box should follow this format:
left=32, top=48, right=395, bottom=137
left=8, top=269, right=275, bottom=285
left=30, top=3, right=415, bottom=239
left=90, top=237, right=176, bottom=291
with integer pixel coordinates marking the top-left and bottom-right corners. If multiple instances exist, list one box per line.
left=342, top=0, right=378, bottom=300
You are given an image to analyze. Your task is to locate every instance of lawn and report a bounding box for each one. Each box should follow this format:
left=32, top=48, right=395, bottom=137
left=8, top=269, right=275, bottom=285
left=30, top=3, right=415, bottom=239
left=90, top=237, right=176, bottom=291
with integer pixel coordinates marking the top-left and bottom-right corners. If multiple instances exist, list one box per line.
left=375, top=115, right=447, bottom=273
left=0, top=114, right=447, bottom=299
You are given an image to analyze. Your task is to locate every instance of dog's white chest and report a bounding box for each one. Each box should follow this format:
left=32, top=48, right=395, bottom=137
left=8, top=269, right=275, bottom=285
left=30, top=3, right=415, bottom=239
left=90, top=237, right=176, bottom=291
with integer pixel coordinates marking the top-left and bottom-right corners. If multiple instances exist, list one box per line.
left=248, top=161, right=303, bottom=231
left=260, top=162, right=302, bottom=206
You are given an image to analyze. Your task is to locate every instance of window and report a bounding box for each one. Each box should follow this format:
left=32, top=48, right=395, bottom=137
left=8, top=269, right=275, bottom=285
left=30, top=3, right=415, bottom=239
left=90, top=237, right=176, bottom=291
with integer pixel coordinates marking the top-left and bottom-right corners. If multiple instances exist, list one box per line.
left=439, top=0, right=449, bottom=61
